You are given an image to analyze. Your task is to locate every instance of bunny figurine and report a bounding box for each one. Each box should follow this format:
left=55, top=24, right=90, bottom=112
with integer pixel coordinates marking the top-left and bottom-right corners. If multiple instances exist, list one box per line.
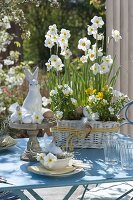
left=22, top=67, right=42, bottom=115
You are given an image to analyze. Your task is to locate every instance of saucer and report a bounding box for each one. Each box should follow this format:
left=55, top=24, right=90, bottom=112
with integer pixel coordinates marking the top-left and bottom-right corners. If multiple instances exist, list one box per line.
left=28, top=164, right=83, bottom=177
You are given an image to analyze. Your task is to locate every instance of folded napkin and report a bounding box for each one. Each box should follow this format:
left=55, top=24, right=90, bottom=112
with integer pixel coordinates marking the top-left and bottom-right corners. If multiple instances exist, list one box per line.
left=0, top=135, right=17, bottom=148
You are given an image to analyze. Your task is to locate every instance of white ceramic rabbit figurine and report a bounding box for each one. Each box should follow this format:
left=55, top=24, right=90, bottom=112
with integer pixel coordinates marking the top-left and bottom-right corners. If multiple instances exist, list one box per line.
left=22, top=67, right=42, bottom=115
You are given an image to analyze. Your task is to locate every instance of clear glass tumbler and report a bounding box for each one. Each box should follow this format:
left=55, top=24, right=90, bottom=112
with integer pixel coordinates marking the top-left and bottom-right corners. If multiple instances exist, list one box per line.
left=120, top=139, right=133, bottom=170
left=103, top=134, right=119, bottom=165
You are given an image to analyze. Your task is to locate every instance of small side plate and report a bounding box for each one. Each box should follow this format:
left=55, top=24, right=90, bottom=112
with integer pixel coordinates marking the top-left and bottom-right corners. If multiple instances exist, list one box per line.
left=28, top=164, right=83, bottom=177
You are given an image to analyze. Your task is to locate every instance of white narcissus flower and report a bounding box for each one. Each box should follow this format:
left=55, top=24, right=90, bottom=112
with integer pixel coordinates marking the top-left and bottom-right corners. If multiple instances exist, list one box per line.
left=55, top=111, right=63, bottom=120
left=91, top=63, right=100, bottom=75
left=93, top=33, right=104, bottom=40
left=71, top=98, right=77, bottom=105
left=91, top=16, right=104, bottom=28
left=54, top=62, right=64, bottom=71
left=112, top=29, right=122, bottom=42
left=87, top=25, right=97, bottom=35
left=58, top=36, right=68, bottom=47
left=45, top=62, right=52, bottom=71
left=57, top=85, right=63, bottom=89
left=48, top=24, right=57, bottom=35
left=80, top=55, right=88, bottom=63
left=99, top=62, right=109, bottom=74
left=78, top=37, right=91, bottom=52
left=91, top=112, right=99, bottom=121
left=44, top=37, right=54, bottom=48
left=61, top=49, right=72, bottom=59
left=98, top=48, right=103, bottom=57
left=32, top=112, right=44, bottom=124
left=44, top=153, right=57, bottom=168
left=50, top=89, right=58, bottom=96
left=88, top=49, right=96, bottom=61
left=60, top=29, right=71, bottom=39
left=51, top=34, right=59, bottom=43
left=102, top=55, right=113, bottom=67
left=108, top=107, right=114, bottom=115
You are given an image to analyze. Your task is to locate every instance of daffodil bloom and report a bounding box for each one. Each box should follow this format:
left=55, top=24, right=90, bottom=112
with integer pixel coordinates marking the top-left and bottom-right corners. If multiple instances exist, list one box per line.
left=78, top=37, right=91, bottom=52
left=112, top=29, right=122, bottom=42
left=91, top=63, right=100, bottom=75
left=102, top=85, right=109, bottom=91
left=91, top=16, right=104, bottom=28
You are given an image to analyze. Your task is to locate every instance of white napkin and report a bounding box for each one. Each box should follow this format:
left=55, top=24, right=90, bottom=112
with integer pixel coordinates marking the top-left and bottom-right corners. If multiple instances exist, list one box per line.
left=43, top=133, right=63, bottom=155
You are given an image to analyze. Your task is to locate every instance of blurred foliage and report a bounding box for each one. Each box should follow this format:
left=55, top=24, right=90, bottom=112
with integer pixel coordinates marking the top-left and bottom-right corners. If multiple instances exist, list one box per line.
left=22, top=0, right=106, bottom=64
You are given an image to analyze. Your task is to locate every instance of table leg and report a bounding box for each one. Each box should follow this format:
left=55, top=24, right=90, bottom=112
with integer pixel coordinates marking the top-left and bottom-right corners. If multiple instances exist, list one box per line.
left=116, top=188, right=133, bottom=200
left=27, top=189, right=44, bottom=200
left=63, top=185, right=79, bottom=200
left=80, top=185, right=89, bottom=200
left=13, top=190, right=30, bottom=200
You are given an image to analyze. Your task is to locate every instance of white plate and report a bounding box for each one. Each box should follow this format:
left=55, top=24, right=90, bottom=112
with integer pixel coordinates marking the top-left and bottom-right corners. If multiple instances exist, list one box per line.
left=28, top=164, right=83, bottom=177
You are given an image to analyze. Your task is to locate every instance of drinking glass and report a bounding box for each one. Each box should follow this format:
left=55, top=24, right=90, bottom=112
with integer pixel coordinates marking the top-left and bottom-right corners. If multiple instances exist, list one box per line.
left=120, top=139, right=133, bottom=170
left=103, top=134, right=119, bottom=165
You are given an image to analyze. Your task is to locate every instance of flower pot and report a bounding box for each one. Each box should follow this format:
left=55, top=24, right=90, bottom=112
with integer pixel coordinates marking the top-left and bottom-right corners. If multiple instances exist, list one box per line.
left=51, top=118, right=92, bottom=151
left=84, top=121, right=120, bottom=148
left=52, top=120, right=120, bottom=149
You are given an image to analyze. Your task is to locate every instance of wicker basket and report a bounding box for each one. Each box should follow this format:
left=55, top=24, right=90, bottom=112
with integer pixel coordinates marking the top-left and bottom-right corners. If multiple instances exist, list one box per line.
left=51, top=120, right=120, bottom=150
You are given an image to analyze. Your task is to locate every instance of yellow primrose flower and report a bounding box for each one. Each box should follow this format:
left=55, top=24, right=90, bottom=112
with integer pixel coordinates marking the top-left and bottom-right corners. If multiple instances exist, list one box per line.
left=85, top=88, right=96, bottom=95
left=102, top=85, right=109, bottom=91
left=96, top=92, right=104, bottom=99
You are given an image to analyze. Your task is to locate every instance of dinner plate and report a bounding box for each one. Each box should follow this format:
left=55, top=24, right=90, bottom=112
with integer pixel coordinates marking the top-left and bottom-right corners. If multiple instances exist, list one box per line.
left=28, top=164, right=83, bottom=177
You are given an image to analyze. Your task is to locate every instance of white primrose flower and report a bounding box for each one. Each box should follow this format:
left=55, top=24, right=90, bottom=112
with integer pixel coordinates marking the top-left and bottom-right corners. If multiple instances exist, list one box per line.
left=62, top=86, right=73, bottom=96
left=45, top=62, right=52, bottom=71
left=32, top=112, right=44, bottom=124
left=4, top=59, right=14, bottom=66
left=60, top=29, right=71, bottom=39
left=42, top=97, right=51, bottom=107
left=48, top=24, right=57, bottom=35
left=44, top=37, right=54, bottom=48
left=112, top=29, right=122, bottom=42
left=108, top=107, right=114, bottom=115
left=78, top=37, right=91, bottom=52
left=71, top=98, right=77, bottom=105
left=91, top=16, right=104, bottom=28
left=99, top=62, right=109, bottom=74
left=50, top=89, right=58, bottom=96
left=57, top=85, right=63, bottom=89
left=44, top=153, right=57, bottom=168
left=55, top=111, right=63, bottom=120
left=91, top=63, right=100, bottom=75
left=87, top=25, right=97, bottom=35
left=102, top=55, right=113, bottom=67
left=91, top=112, right=99, bottom=121
left=61, top=49, right=72, bottom=59
left=88, top=49, right=96, bottom=61
left=88, top=95, right=96, bottom=102
left=80, top=55, right=88, bottom=63
left=37, top=153, right=45, bottom=161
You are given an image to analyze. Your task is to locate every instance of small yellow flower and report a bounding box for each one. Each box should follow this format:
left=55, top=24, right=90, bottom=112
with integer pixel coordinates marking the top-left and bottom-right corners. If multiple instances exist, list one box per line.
left=96, top=92, right=104, bottom=99
left=102, top=85, right=109, bottom=91
left=85, top=88, right=96, bottom=95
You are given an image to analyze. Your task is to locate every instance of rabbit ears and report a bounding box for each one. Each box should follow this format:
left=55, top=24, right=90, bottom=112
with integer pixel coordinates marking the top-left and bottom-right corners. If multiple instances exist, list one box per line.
left=24, top=67, right=39, bottom=81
